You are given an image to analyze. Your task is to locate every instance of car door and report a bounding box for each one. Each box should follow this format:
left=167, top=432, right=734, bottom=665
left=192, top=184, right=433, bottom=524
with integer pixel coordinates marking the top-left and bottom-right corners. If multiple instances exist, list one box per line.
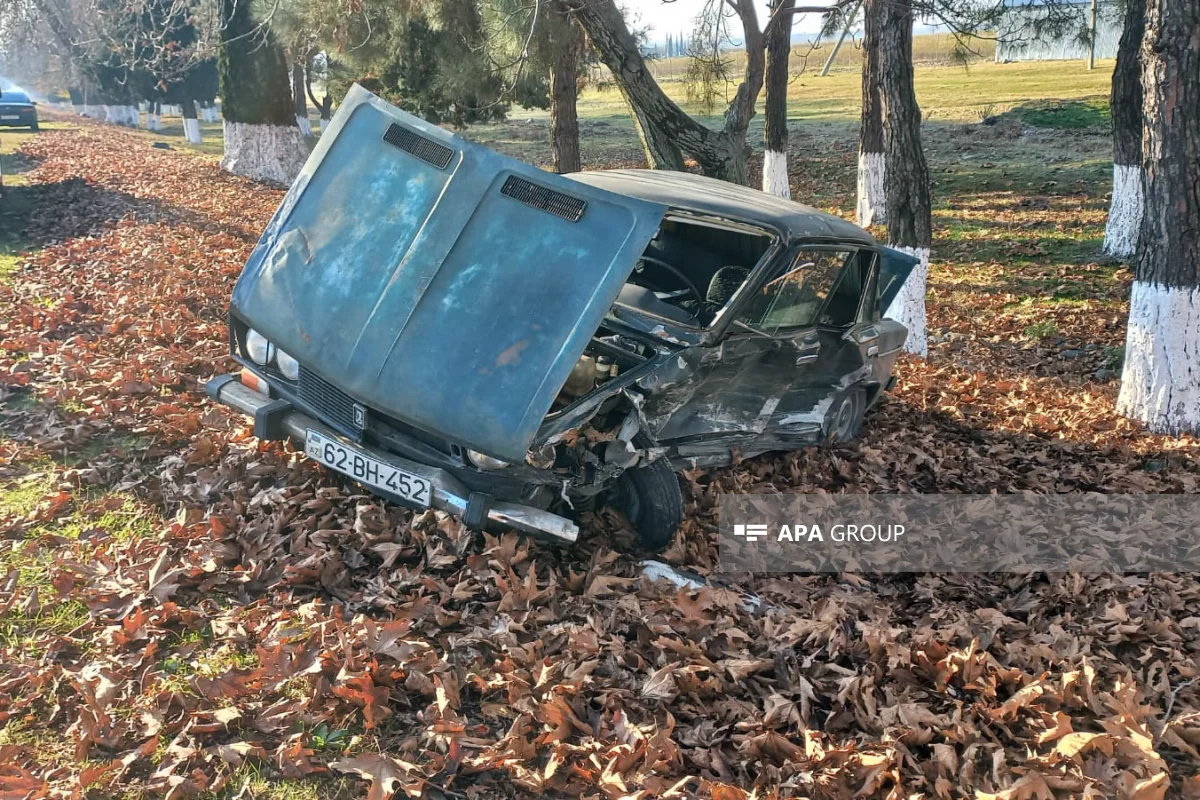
left=650, top=245, right=853, bottom=465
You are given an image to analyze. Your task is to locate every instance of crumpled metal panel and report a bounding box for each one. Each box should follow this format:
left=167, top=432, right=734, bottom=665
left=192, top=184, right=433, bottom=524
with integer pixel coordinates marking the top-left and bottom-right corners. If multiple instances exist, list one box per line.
left=232, top=85, right=666, bottom=462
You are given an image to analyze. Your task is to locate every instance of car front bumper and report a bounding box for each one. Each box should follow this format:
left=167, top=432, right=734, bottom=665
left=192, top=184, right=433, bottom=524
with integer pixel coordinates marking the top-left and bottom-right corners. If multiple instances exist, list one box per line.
left=205, top=374, right=579, bottom=544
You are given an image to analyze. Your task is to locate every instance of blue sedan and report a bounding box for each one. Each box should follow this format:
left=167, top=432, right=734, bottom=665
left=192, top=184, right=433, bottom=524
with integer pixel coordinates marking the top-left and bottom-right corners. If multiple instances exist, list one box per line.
left=0, top=89, right=38, bottom=130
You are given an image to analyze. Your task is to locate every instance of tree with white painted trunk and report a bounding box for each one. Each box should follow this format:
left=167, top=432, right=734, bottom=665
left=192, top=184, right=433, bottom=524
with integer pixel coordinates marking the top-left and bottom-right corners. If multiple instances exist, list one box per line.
left=291, top=60, right=313, bottom=137
left=878, top=0, right=931, bottom=357
left=1116, top=0, right=1200, bottom=434
left=762, top=0, right=795, bottom=198
left=1102, top=0, right=1145, bottom=258
left=857, top=0, right=886, bottom=227
left=218, top=0, right=307, bottom=185
left=180, top=97, right=202, bottom=144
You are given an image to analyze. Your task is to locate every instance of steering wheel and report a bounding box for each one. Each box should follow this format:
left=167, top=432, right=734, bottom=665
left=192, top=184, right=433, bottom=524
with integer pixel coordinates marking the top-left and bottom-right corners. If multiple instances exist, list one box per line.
left=635, top=256, right=705, bottom=306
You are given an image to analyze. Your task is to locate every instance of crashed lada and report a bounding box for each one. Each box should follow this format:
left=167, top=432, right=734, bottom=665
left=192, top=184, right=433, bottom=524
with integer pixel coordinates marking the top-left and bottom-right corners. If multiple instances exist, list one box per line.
left=207, top=85, right=916, bottom=551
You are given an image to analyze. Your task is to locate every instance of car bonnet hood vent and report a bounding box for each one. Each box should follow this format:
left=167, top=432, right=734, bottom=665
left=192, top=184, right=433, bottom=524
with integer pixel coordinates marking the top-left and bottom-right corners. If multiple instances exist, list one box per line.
left=231, top=86, right=666, bottom=462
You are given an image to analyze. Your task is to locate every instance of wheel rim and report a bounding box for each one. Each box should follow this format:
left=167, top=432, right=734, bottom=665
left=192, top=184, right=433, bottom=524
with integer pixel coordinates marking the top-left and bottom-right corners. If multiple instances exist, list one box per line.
left=831, top=396, right=855, bottom=440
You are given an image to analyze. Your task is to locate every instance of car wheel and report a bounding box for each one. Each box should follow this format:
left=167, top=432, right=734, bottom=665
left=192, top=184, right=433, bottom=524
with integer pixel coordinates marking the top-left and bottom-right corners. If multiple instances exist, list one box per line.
left=615, top=449, right=683, bottom=552
left=825, top=386, right=865, bottom=442
left=29, top=121, right=38, bottom=131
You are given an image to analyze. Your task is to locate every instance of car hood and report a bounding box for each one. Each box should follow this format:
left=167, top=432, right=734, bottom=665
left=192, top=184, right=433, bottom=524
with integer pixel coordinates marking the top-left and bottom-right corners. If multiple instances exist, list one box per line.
left=232, top=86, right=666, bottom=462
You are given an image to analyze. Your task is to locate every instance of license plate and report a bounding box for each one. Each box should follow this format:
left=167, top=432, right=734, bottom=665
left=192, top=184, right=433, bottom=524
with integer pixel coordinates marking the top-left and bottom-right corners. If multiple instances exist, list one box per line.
left=305, top=430, right=432, bottom=507
left=0, top=116, right=19, bottom=120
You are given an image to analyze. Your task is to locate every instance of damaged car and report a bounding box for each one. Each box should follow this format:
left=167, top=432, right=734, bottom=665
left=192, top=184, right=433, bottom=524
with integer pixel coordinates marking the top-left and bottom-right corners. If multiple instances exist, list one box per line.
left=207, top=85, right=916, bottom=551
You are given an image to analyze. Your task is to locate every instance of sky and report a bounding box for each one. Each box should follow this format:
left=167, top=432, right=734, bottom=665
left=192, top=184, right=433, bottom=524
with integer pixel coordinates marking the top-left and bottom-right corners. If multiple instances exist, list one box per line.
left=626, top=0, right=838, bottom=45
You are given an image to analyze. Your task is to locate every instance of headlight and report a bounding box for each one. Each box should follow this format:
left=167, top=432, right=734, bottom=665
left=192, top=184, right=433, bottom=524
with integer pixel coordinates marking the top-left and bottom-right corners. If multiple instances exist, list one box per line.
left=275, top=348, right=300, bottom=381
left=245, top=328, right=275, bottom=365
left=467, top=449, right=509, bottom=470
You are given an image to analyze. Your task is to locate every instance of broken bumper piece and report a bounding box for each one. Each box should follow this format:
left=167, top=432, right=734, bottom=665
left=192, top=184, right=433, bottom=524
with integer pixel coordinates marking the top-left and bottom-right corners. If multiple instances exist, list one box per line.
left=205, top=374, right=580, bottom=544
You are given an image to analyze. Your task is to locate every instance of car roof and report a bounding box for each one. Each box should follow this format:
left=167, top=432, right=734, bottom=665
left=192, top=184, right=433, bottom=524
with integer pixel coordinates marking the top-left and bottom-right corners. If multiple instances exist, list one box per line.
left=566, top=168, right=876, bottom=246
left=1, top=89, right=29, bottom=100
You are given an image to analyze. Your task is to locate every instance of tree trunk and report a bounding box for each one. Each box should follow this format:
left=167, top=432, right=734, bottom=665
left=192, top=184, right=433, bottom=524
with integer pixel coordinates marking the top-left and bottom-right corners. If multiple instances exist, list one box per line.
left=1103, top=0, right=1146, bottom=257
left=304, top=55, right=333, bottom=131
left=1116, top=0, right=1200, bottom=434
left=762, top=0, right=795, bottom=198
left=548, top=4, right=584, bottom=173
left=292, top=61, right=313, bottom=137
left=567, top=0, right=763, bottom=183
left=857, top=0, right=886, bottom=226
left=218, top=0, right=308, bottom=184
left=878, top=0, right=932, bottom=357
left=181, top=97, right=202, bottom=144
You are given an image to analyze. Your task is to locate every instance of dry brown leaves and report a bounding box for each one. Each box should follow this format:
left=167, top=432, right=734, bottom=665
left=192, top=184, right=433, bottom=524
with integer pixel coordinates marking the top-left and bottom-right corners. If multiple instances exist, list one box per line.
left=0, top=113, right=1199, bottom=799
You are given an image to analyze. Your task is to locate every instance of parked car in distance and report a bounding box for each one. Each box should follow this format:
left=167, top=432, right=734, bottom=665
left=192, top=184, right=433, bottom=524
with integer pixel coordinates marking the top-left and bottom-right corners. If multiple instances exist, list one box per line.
left=0, top=89, right=38, bottom=130
left=207, top=85, right=916, bottom=552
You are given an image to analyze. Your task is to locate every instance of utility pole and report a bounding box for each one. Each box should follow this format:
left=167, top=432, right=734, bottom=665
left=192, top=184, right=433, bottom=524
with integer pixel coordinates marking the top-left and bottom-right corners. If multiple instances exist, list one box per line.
left=820, top=0, right=862, bottom=76
left=1088, top=0, right=1098, bottom=69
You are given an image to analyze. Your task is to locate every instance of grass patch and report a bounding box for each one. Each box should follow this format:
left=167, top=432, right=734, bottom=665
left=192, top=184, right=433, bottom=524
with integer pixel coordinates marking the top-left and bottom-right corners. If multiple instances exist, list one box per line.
left=1024, top=320, right=1061, bottom=341
left=0, top=464, right=57, bottom=519
left=0, top=717, right=84, bottom=768
left=0, top=600, right=91, bottom=651
left=1010, top=99, right=1111, bottom=130
left=209, top=764, right=357, bottom=800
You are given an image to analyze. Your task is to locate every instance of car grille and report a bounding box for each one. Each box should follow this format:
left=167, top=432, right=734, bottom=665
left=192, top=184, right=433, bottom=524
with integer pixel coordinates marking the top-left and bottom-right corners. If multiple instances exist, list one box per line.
left=295, top=365, right=461, bottom=458
left=297, top=366, right=362, bottom=436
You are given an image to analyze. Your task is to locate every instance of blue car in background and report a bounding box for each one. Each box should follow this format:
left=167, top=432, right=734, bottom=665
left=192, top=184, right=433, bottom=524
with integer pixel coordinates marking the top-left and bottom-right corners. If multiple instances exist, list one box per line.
left=0, top=88, right=39, bottom=130
left=207, top=85, right=915, bottom=552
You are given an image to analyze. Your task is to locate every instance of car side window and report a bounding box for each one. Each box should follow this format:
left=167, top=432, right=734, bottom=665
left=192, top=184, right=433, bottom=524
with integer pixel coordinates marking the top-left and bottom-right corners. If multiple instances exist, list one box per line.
left=736, top=249, right=851, bottom=335
left=819, top=250, right=871, bottom=327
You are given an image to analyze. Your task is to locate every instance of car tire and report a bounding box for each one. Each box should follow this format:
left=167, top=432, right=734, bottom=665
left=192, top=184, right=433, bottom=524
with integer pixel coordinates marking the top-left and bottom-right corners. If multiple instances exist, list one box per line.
left=616, top=447, right=684, bottom=552
left=825, top=386, right=866, bottom=442
left=29, top=121, right=38, bottom=131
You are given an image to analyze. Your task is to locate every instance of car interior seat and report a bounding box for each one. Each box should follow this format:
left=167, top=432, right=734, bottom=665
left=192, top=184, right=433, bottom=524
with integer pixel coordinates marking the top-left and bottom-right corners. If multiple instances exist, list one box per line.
left=707, top=266, right=750, bottom=307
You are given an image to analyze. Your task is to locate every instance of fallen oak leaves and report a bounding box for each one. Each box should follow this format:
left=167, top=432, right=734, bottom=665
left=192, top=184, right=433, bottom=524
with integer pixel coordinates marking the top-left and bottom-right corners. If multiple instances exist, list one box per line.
left=332, top=754, right=424, bottom=800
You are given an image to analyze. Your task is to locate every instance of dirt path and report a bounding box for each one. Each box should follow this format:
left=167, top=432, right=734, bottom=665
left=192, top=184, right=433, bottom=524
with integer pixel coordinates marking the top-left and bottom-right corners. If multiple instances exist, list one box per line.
left=1, top=115, right=1199, bottom=799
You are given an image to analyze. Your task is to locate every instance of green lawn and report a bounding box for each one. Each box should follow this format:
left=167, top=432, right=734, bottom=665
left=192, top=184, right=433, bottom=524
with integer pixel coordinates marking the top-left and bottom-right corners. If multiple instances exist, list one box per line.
left=32, top=55, right=1115, bottom=175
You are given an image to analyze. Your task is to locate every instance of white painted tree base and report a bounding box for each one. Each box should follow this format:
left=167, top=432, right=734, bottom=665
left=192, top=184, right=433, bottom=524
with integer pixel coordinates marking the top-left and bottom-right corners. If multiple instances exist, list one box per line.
left=183, top=118, right=203, bottom=144
left=1117, top=281, right=1200, bottom=434
left=221, top=122, right=309, bottom=185
left=104, top=105, right=138, bottom=126
left=884, top=246, right=929, bottom=357
left=1103, top=164, right=1143, bottom=258
left=319, top=118, right=329, bottom=133
left=296, top=115, right=314, bottom=138
left=857, top=151, right=886, bottom=227
left=762, top=149, right=790, bottom=198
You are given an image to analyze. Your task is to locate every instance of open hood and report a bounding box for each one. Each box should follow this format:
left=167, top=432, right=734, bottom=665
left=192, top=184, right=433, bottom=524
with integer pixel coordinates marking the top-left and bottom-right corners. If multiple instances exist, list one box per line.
left=232, top=86, right=666, bottom=462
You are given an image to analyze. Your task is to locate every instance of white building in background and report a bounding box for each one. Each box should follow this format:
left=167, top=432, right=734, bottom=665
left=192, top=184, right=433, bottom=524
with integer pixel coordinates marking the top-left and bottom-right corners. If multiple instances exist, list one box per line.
left=995, top=0, right=1123, bottom=62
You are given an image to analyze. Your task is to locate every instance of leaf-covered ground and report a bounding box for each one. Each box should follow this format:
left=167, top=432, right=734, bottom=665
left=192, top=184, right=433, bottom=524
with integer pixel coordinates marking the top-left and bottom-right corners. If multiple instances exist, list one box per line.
left=2, top=112, right=1200, bottom=800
